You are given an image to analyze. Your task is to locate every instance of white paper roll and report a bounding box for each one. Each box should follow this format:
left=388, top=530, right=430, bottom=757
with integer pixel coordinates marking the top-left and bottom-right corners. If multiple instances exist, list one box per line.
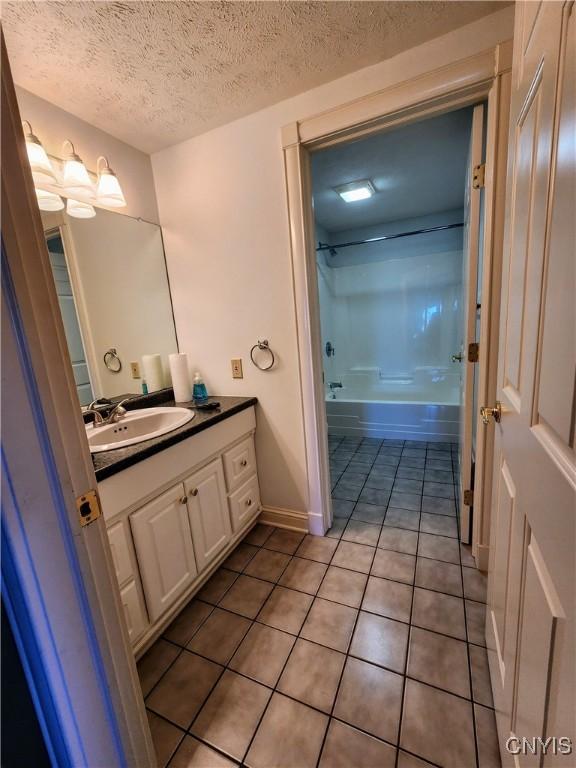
left=169, top=353, right=192, bottom=402
left=142, top=353, right=164, bottom=392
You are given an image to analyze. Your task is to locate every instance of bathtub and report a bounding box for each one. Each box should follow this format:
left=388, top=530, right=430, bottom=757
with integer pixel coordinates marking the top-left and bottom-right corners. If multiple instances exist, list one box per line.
left=325, top=368, right=460, bottom=442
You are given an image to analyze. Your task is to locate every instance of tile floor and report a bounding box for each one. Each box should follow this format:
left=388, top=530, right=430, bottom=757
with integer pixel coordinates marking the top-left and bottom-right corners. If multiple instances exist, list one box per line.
left=139, top=436, right=501, bottom=768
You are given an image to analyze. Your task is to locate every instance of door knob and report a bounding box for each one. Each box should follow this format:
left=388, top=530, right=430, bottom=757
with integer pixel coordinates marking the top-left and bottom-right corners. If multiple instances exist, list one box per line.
left=189, top=488, right=199, bottom=497
left=451, top=353, right=463, bottom=363
left=480, top=401, right=502, bottom=425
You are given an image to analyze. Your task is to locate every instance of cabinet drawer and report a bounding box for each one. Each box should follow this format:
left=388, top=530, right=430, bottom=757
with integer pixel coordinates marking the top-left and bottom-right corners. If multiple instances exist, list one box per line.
left=228, top=474, right=260, bottom=532
left=108, top=520, right=133, bottom=587
left=120, top=580, right=148, bottom=644
left=223, top=435, right=257, bottom=492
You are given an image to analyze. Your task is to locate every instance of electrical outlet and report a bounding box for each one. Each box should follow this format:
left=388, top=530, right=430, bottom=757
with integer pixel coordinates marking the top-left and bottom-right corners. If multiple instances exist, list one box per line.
left=231, top=358, right=243, bottom=379
left=130, top=361, right=141, bottom=379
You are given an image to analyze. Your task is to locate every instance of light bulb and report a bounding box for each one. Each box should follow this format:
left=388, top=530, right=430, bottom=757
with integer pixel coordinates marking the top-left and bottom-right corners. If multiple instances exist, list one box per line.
left=96, top=157, right=126, bottom=207
left=36, top=188, right=64, bottom=211
left=22, top=121, right=57, bottom=183
left=62, top=141, right=94, bottom=197
left=66, top=198, right=96, bottom=219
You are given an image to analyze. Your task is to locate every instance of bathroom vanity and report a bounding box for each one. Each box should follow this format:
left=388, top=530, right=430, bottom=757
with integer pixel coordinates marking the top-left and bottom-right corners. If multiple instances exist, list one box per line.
left=94, top=396, right=260, bottom=656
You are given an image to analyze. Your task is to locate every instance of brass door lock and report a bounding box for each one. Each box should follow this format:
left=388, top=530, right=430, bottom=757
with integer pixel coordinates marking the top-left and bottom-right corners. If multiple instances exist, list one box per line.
left=480, top=401, right=502, bottom=425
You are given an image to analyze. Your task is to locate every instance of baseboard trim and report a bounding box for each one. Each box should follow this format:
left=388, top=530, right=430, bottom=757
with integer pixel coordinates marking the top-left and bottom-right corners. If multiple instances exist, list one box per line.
left=476, top=543, right=490, bottom=572
left=259, top=506, right=309, bottom=533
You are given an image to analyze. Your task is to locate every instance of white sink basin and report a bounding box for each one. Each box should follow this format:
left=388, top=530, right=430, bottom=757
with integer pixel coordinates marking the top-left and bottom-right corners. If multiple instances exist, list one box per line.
left=85, top=406, right=195, bottom=453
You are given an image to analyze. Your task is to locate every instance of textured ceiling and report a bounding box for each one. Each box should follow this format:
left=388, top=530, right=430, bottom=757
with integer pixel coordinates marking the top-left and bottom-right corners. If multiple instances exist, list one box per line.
left=3, top=1, right=506, bottom=154
left=312, top=107, right=473, bottom=232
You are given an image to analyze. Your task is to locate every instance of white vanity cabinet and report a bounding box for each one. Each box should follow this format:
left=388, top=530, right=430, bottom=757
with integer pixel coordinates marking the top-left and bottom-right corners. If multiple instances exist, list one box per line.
left=99, top=405, right=260, bottom=654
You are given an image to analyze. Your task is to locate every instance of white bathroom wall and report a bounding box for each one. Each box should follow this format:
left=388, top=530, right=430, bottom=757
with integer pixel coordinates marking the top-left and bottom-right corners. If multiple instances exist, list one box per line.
left=16, top=87, right=159, bottom=224
left=151, top=7, right=513, bottom=515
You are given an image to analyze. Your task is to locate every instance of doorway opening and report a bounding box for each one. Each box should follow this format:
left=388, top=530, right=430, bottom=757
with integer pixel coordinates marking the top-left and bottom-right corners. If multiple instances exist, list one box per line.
left=309, top=105, right=486, bottom=544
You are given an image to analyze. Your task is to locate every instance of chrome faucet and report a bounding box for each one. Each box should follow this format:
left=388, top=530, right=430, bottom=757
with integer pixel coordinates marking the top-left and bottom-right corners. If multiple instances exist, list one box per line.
left=85, top=398, right=133, bottom=428
left=329, top=382, right=343, bottom=390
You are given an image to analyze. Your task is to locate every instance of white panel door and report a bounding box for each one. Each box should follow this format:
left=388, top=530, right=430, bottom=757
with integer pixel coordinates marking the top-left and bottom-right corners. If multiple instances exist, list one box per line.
left=486, top=3, right=575, bottom=764
left=458, top=103, right=485, bottom=543
left=184, top=458, right=232, bottom=571
left=130, top=484, right=198, bottom=622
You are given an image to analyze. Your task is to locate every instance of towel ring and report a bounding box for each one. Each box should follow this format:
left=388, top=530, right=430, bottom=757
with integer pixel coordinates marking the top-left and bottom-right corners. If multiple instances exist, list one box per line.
left=250, top=339, right=275, bottom=371
left=103, top=348, right=122, bottom=373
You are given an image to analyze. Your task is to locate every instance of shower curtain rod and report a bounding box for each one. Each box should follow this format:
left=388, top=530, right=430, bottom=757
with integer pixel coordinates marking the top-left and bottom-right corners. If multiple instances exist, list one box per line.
left=316, top=222, right=464, bottom=252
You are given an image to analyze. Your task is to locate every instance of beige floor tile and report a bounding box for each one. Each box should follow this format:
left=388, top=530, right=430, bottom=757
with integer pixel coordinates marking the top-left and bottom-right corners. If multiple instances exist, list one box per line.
left=463, top=566, right=488, bottom=603
left=407, top=626, right=470, bottom=698
left=191, top=671, right=271, bottom=762
left=411, top=587, right=466, bottom=640
left=326, top=518, right=347, bottom=539
left=334, top=657, right=403, bottom=744
left=278, top=556, right=328, bottom=594
left=301, top=597, right=357, bottom=652
left=378, top=527, right=418, bottom=555
left=187, top=608, right=251, bottom=664
left=243, top=549, right=291, bottom=582
left=146, top=710, right=183, bottom=768
left=342, top=520, right=381, bottom=546
left=243, top=524, right=274, bottom=547
left=469, top=644, right=494, bottom=707
left=138, top=639, right=180, bottom=697
left=352, top=502, right=387, bottom=525
left=350, top=611, right=408, bottom=673
left=257, top=585, right=313, bottom=634
left=317, top=566, right=367, bottom=608
left=295, top=534, right=339, bottom=563
left=475, top=703, right=502, bottom=768
left=372, top=549, right=416, bottom=584
left=319, top=719, right=396, bottom=768
left=228, top=623, right=295, bottom=687
left=146, top=651, right=222, bottom=729
left=415, top=557, right=462, bottom=597
left=362, top=576, right=413, bottom=623
left=397, top=751, right=436, bottom=767
left=420, top=513, right=458, bottom=538
left=218, top=575, right=274, bottom=619
left=169, top=735, right=238, bottom=767
left=197, top=569, right=238, bottom=605
left=385, top=508, right=420, bottom=531
left=417, top=533, right=460, bottom=564
left=246, top=693, right=328, bottom=768
left=162, top=600, right=213, bottom=647
left=460, top=543, right=476, bottom=568
left=400, top=679, right=475, bottom=768
left=466, top=599, right=487, bottom=647
left=224, top=543, right=259, bottom=572
left=277, top=638, right=345, bottom=713
left=264, top=529, right=305, bottom=555
left=331, top=540, right=375, bottom=573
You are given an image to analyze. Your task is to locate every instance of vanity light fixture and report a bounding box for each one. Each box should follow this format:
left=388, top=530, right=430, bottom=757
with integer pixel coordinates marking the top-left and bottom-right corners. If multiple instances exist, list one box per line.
left=96, top=156, right=126, bottom=207
left=66, top=198, right=96, bottom=219
left=36, top=188, right=64, bottom=212
left=334, top=179, right=375, bottom=203
left=62, top=140, right=94, bottom=197
left=21, top=121, right=58, bottom=184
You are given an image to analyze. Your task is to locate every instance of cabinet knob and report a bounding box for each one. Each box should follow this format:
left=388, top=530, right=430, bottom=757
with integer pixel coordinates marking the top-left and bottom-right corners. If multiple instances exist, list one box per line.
left=240, top=459, right=248, bottom=467
left=179, top=496, right=187, bottom=505
left=189, top=488, right=199, bottom=497
left=245, top=498, right=252, bottom=507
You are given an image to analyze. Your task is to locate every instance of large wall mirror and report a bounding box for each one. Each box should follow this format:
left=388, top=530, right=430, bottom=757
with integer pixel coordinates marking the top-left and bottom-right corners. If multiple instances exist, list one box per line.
left=43, top=209, right=178, bottom=405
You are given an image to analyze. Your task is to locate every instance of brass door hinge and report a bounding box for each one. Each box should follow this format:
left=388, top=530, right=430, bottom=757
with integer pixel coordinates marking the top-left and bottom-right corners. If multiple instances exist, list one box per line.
left=76, top=489, right=102, bottom=527
left=472, top=163, right=486, bottom=189
left=468, top=342, right=479, bottom=363
left=463, top=489, right=474, bottom=506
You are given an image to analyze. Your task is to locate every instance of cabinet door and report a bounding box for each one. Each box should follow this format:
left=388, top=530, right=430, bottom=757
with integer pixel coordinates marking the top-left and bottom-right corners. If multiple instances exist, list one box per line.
left=130, top=484, right=197, bottom=622
left=184, top=458, right=232, bottom=571
left=119, top=580, right=148, bottom=644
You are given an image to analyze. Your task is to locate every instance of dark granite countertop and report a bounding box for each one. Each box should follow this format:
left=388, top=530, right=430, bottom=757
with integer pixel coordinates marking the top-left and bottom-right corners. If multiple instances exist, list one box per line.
left=90, top=392, right=257, bottom=481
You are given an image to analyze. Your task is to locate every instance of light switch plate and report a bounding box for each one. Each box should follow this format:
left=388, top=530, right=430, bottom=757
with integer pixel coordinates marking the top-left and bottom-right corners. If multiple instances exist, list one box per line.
left=130, top=361, right=141, bottom=379
left=231, top=358, right=243, bottom=379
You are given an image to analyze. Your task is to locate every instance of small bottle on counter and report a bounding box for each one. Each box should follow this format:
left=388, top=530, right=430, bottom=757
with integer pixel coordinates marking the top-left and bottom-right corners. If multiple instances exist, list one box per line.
left=142, top=379, right=148, bottom=395
left=193, top=372, right=208, bottom=403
